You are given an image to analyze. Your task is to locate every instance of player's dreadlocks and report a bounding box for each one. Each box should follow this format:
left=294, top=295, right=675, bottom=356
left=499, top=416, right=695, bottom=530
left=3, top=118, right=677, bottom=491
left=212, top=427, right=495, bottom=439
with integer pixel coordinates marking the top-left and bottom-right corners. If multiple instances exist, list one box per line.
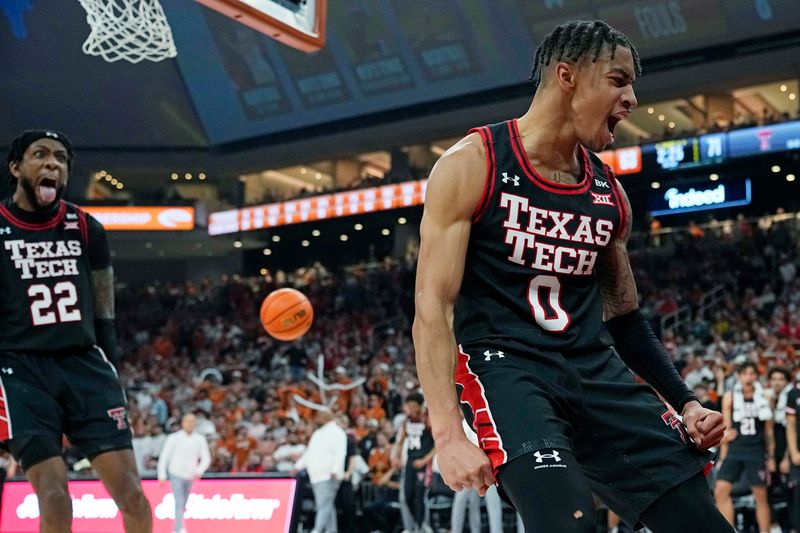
left=530, top=20, right=641, bottom=90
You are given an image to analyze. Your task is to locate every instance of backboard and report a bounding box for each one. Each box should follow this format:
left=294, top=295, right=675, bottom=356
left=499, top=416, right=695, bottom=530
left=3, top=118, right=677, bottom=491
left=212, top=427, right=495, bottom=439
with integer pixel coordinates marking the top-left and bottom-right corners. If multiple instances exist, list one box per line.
left=195, top=0, right=327, bottom=52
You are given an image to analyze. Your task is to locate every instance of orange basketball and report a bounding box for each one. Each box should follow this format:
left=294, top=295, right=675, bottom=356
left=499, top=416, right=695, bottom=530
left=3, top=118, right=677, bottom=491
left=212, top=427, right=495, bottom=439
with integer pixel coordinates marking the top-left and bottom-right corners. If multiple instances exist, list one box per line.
left=260, top=288, right=314, bottom=341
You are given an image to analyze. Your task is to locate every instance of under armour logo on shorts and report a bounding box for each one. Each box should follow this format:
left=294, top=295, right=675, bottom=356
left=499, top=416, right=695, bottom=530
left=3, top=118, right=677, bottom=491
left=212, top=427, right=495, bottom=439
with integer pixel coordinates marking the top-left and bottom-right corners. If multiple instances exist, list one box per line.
left=107, top=407, right=128, bottom=430
left=483, top=350, right=505, bottom=361
left=533, top=450, right=561, bottom=463
left=501, top=172, right=520, bottom=186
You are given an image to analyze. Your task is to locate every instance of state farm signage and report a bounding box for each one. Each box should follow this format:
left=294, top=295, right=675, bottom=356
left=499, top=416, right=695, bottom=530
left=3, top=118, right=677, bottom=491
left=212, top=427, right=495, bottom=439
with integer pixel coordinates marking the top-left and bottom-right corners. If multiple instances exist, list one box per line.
left=82, top=207, right=195, bottom=231
left=1, top=478, right=296, bottom=533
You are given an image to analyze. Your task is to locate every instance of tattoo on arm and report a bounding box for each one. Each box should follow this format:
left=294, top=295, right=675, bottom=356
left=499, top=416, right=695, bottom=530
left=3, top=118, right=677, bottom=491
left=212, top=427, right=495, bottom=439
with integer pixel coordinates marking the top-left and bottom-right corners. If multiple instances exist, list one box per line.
left=92, top=266, right=115, bottom=320
left=597, top=180, right=639, bottom=320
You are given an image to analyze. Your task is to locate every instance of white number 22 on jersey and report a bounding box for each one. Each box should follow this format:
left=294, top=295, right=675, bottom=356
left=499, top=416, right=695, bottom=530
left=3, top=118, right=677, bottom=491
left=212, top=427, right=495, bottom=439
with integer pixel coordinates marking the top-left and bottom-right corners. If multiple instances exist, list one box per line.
left=527, top=275, right=569, bottom=332
left=28, top=282, right=82, bottom=326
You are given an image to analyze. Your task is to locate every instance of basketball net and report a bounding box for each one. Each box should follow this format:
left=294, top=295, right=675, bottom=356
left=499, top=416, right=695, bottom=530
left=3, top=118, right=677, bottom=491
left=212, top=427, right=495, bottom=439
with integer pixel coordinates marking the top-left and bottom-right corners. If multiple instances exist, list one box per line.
left=78, top=0, right=177, bottom=63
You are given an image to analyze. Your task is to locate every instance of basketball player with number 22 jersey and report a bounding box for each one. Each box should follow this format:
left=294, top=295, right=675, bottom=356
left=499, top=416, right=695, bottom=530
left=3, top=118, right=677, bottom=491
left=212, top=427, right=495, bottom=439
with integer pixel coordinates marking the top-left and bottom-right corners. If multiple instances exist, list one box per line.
left=413, top=21, right=732, bottom=533
left=1, top=130, right=152, bottom=532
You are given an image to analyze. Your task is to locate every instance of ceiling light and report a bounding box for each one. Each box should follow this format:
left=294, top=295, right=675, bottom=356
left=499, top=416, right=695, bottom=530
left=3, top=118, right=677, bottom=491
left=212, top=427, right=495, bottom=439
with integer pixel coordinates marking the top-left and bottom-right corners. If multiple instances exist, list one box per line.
left=709, top=173, right=719, bottom=181
left=110, top=178, right=118, bottom=185
left=651, top=181, right=660, bottom=189
left=199, top=172, right=206, bottom=180
left=354, top=223, right=363, bottom=230
left=398, top=217, right=407, bottom=224
left=788, top=174, right=796, bottom=182
left=171, top=173, right=178, bottom=180
left=772, top=165, right=781, bottom=173
left=668, top=121, right=675, bottom=129
left=105, top=175, right=112, bottom=181
left=315, top=172, right=322, bottom=180
left=185, top=173, right=192, bottom=180
left=781, top=84, right=788, bottom=92
left=116, top=183, right=124, bottom=189
left=311, top=229, right=321, bottom=237
left=658, top=114, right=665, bottom=122
left=99, top=170, right=107, bottom=177
left=647, top=107, right=654, bottom=114
left=145, top=242, right=152, bottom=249
left=381, top=229, right=390, bottom=236
left=300, top=167, right=307, bottom=175
left=272, top=235, right=280, bottom=242
left=301, top=240, right=310, bottom=247
left=790, top=93, right=797, bottom=101
left=233, top=240, right=242, bottom=248
left=260, top=268, right=267, bottom=276
left=263, top=248, right=272, bottom=256
left=340, top=234, right=348, bottom=241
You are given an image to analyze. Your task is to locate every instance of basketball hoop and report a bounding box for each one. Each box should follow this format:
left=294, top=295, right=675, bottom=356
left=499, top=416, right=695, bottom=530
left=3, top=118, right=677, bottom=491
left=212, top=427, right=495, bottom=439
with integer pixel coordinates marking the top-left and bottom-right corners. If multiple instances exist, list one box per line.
left=78, top=0, right=178, bottom=63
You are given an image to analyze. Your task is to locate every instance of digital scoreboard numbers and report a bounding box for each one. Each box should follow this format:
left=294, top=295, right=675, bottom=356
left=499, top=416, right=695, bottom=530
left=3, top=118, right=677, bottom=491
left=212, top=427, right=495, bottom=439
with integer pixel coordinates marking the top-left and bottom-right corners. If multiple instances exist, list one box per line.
left=644, top=133, right=727, bottom=171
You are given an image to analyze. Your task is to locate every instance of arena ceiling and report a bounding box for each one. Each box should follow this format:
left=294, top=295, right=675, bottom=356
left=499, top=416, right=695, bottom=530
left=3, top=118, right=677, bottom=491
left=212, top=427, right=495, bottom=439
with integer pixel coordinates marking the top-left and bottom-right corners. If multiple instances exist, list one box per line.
left=2, top=0, right=800, bottom=188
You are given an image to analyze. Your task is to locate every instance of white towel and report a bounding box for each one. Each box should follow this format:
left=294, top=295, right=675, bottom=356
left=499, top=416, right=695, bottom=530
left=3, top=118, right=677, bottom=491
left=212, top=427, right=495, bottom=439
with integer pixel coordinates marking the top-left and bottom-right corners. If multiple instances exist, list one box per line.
left=732, top=380, right=772, bottom=422
left=774, top=384, right=792, bottom=426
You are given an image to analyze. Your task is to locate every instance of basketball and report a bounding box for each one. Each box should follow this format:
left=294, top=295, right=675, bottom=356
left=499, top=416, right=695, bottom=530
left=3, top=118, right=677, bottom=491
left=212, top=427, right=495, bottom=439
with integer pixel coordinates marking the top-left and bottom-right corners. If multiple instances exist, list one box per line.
left=260, top=288, right=314, bottom=341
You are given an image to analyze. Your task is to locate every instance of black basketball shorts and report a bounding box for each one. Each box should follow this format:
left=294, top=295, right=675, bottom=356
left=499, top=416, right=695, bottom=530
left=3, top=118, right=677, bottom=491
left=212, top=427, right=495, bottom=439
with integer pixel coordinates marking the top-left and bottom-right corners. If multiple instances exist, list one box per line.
left=0, top=346, right=132, bottom=469
left=455, top=344, right=713, bottom=526
left=717, top=455, right=767, bottom=487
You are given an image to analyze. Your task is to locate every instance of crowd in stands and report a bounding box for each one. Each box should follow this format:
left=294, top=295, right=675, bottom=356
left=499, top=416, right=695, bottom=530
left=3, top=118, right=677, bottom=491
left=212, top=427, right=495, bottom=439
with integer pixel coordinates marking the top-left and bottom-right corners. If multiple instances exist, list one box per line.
left=54, top=208, right=800, bottom=530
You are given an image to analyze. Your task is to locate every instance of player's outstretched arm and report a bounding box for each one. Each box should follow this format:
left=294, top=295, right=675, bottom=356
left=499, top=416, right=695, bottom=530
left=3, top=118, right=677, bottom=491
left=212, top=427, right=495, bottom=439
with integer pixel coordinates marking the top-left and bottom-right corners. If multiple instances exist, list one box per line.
left=412, top=133, right=494, bottom=494
left=598, top=179, right=724, bottom=449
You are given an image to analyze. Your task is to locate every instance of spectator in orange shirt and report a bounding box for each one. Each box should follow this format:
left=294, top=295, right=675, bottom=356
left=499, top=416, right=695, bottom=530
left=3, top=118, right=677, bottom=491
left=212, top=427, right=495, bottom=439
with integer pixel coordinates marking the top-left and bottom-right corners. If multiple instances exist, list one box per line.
left=365, top=394, right=387, bottom=422
left=226, top=426, right=258, bottom=471
left=368, top=433, right=392, bottom=479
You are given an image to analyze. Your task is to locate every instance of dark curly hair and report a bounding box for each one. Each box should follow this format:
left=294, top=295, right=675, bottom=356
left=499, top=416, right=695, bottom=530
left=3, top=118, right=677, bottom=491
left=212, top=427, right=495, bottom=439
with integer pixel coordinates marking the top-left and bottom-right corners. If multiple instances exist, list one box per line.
left=530, top=20, right=642, bottom=90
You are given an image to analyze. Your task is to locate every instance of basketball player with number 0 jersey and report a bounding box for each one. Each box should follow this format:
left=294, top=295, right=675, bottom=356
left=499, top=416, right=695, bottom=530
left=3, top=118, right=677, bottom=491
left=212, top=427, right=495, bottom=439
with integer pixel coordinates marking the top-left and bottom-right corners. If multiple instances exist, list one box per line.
left=2, top=130, right=152, bottom=532
left=413, top=20, right=731, bottom=532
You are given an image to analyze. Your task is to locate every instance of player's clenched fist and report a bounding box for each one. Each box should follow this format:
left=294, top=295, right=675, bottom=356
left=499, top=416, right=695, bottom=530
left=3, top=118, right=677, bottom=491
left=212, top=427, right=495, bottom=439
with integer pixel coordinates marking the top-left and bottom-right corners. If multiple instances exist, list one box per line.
left=437, top=436, right=495, bottom=496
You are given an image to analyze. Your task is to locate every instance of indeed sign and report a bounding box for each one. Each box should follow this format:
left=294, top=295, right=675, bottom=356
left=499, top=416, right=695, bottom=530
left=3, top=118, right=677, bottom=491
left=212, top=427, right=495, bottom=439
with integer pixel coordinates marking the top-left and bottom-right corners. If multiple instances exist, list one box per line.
left=664, top=184, right=725, bottom=210
left=648, top=177, right=751, bottom=217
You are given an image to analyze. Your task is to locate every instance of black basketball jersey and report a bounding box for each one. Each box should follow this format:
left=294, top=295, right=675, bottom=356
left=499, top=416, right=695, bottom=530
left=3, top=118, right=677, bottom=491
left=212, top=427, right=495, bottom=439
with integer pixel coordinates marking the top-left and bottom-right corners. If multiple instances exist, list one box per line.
left=405, top=415, right=434, bottom=461
left=454, top=119, right=624, bottom=357
left=0, top=199, right=99, bottom=353
left=729, top=396, right=766, bottom=458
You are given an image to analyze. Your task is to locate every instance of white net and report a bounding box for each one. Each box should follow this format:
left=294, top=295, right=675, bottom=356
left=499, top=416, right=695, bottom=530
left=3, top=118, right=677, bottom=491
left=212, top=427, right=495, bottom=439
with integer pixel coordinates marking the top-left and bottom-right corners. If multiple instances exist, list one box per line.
left=78, top=0, right=177, bottom=63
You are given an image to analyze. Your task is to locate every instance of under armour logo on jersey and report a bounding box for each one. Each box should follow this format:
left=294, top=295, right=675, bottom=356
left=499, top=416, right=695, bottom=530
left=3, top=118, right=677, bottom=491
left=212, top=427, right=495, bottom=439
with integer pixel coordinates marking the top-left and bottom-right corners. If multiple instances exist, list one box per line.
left=591, top=192, right=614, bottom=206
left=594, top=179, right=610, bottom=188
left=0, top=368, right=12, bottom=375
left=107, top=407, right=128, bottom=430
left=483, top=350, right=505, bottom=361
left=45, top=131, right=59, bottom=139
left=66, top=213, right=78, bottom=220
left=501, top=172, right=520, bottom=186
left=0, top=227, right=10, bottom=235
left=533, top=450, right=561, bottom=463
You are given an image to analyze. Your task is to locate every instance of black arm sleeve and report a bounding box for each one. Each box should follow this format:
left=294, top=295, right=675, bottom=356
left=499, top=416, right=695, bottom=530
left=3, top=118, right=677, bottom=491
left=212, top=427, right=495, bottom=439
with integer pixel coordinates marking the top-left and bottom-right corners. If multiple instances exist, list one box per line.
left=85, top=214, right=118, bottom=367
left=95, top=318, right=120, bottom=369
left=605, top=309, right=697, bottom=413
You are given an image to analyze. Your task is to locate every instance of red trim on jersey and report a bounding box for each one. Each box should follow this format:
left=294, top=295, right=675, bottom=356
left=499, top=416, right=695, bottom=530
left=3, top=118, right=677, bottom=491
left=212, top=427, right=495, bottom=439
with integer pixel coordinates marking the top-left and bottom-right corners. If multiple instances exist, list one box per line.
left=508, top=119, right=592, bottom=195
left=0, top=376, right=13, bottom=441
left=606, top=167, right=628, bottom=240
left=0, top=201, right=66, bottom=231
left=468, top=126, right=496, bottom=224
left=75, top=206, right=89, bottom=246
left=455, top=346, right=508, bottom=473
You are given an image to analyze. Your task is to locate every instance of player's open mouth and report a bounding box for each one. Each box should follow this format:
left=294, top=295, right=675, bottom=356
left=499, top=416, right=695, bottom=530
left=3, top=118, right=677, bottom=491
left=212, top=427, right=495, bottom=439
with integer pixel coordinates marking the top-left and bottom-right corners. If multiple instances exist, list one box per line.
left=37, top=177, right=58, bottom=204
left=605, top=112, right=628, bottom=144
